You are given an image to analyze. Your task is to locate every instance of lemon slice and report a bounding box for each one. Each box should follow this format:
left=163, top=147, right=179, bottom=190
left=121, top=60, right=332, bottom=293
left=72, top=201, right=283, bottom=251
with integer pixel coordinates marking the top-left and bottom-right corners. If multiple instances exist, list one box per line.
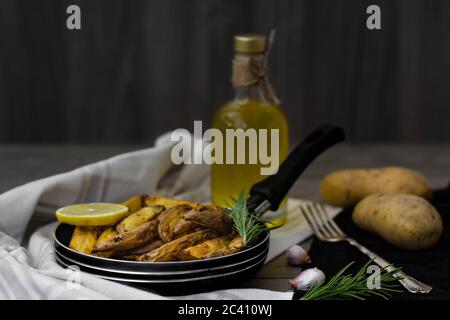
left=55, top=203, right=129, bottom=226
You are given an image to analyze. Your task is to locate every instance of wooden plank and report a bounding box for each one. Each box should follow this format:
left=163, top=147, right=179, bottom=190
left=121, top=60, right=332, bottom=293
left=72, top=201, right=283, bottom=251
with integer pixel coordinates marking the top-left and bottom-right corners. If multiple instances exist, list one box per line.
left=2, top=1, right=450, bottom=143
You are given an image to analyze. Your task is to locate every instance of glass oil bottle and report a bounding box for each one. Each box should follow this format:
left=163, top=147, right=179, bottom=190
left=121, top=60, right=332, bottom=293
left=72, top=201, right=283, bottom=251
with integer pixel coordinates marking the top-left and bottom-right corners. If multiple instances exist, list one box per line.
left=211, top=34, right=289, bottom=226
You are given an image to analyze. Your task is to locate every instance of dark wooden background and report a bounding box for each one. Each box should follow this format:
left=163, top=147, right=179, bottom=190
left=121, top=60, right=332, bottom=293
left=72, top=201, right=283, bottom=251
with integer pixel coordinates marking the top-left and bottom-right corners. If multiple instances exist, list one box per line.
left=1, top=0, right=449, bottom=144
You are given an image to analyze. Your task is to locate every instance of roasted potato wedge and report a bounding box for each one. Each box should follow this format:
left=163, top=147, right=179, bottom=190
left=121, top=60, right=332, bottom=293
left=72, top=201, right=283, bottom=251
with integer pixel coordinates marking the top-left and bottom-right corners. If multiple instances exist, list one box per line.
left=183, top=205, right=233, bottom=235
left=93, top=227, right=119, bottom=258
left=93, top=220, right=158, bottom=253
left=173, top=219, right=204, bottom=238
left=64, top=194, right=248, bottom=261
left=97, top=227, right=119, bottom=242
left=69, top=226, right=100, bottom=254
left=139, top=230, right=217, bottom=262
left=144, top=195, right=196, bottom=209
left=118, top=240, right=165, bottom=260
left=120, top=195, right=144, bottom=213
left=158, top=204, right=193, bottom=242
left=116, top=205, right=165, bottom=233
left=179, top=235, right=231, bottom=260
left=227, top=235, right=244, bottom=250
left=124, top=240, right=164, bottom=255
left=204, top=235, right=244, bottom=258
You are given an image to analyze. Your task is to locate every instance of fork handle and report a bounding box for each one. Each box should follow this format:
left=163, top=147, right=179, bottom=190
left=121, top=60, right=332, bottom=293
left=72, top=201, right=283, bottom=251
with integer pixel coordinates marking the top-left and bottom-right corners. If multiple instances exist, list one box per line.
left=347, top=238, right=432, bottom=294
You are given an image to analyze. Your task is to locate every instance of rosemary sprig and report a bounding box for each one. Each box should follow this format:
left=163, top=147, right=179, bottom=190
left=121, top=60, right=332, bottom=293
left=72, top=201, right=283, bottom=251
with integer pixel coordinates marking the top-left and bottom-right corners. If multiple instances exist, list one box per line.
left=301, top=260, right=403, bottom=300
left=225, top=191, right=268, bottom=246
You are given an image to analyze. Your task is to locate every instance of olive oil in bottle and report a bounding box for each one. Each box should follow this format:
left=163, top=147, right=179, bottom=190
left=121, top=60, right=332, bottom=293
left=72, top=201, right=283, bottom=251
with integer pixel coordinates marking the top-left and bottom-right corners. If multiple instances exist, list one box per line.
left=211, top=34, right=289, bottom=226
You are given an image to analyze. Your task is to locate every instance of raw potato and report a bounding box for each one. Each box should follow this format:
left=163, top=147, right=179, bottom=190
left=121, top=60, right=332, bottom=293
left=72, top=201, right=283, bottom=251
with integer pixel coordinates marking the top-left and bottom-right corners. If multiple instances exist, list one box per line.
left=69, top=226, right=100, bottom=254
left=352, top=193, right=443, bottom=250
left=320, top=167, right=432, bottom=207
left=116, top=205, right=165, bottom=233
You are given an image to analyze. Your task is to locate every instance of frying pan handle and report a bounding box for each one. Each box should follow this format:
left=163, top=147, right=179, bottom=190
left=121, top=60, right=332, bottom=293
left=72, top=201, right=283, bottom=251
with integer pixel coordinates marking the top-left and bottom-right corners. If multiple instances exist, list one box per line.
left=248, top=124, right=345, bottom=211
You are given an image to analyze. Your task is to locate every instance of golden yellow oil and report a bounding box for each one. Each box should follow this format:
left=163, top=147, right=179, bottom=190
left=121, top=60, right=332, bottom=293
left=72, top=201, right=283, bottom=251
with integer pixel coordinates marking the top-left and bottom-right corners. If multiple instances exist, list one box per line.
left=211, top=99, right=289, bottom=226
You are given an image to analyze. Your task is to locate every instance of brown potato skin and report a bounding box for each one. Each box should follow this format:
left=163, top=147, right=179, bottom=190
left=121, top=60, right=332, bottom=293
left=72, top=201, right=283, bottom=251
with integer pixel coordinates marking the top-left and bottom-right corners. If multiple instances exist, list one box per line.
left=320, top=167, right=432, bottom=207
left=183, top=205, right=233, bottom=235
left=157, top=204, right=193, bottom=242
left=173, top=219, right=204, bottom=238
left=352, top=193, right=443, bottom=250
left=92, top=220, right=159, bottom=253
left=138, top=230, right=217, bottom=262
left=117, top=240, right=165, bottom=260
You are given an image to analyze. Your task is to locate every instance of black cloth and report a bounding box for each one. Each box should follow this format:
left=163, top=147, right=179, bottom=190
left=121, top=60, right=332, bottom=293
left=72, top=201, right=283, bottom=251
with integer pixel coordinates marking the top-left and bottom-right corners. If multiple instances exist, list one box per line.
left=297, top=184, right=450, bottom=300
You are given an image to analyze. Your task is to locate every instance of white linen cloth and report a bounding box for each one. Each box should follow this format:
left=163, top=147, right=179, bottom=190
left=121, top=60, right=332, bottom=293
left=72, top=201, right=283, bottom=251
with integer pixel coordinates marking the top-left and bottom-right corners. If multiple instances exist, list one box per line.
left=0, top=133, right=339, bottom=299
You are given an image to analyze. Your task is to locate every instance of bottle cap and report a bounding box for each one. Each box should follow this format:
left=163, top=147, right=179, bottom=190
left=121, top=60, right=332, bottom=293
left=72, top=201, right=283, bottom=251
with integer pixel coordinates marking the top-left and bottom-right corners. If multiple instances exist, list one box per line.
left=234, top=34, right=267, bottom=54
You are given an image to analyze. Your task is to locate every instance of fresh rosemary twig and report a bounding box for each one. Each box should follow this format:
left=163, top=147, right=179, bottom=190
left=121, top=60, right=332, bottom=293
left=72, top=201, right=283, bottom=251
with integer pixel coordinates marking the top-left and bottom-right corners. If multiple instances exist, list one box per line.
left=225, top=191, right=268, bottom=246
left=301, top=260, right=403, bottom=300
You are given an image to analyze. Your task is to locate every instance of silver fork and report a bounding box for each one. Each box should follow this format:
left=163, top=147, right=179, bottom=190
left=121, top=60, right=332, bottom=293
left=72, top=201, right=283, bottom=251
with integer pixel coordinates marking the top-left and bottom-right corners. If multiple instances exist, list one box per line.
left=300, top=202, right=432, bottom=294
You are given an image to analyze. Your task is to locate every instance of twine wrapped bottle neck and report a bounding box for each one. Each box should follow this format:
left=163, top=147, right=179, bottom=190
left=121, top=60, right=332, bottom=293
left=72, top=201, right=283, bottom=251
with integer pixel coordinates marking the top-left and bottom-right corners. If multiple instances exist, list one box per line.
left=231, top=53, right=280, bottom=106
left=232, top=54, right=266, bottom=87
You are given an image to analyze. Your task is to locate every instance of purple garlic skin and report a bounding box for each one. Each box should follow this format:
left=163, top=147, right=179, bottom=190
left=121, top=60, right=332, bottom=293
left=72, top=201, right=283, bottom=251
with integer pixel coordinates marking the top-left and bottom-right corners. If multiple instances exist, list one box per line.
left=287, top=244, right=311, bottom=266
left=290, top=267, right=326, bottom=291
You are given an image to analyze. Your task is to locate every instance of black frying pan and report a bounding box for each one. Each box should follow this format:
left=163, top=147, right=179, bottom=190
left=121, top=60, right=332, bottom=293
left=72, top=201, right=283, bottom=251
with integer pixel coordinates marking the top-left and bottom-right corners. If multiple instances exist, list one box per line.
left=54, top=124, right=345, bottom=295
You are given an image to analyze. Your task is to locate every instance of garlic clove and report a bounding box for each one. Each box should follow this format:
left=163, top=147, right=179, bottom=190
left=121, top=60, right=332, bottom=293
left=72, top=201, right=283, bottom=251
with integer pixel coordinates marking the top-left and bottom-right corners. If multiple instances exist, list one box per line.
left=286, top=244, right=311, bottom=266
left=290, top=267, right=326, bottom=291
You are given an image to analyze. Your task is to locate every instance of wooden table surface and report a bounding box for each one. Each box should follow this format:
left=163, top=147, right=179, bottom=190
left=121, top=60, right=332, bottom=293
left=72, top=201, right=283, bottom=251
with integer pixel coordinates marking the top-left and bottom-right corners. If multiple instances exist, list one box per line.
left=1, top=144, right=449, bottom=293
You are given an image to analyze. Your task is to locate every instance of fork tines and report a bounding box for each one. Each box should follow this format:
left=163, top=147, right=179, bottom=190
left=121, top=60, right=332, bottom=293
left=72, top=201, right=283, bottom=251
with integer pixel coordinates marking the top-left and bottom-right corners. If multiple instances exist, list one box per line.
left=300, top=202, right=345, bottom=240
